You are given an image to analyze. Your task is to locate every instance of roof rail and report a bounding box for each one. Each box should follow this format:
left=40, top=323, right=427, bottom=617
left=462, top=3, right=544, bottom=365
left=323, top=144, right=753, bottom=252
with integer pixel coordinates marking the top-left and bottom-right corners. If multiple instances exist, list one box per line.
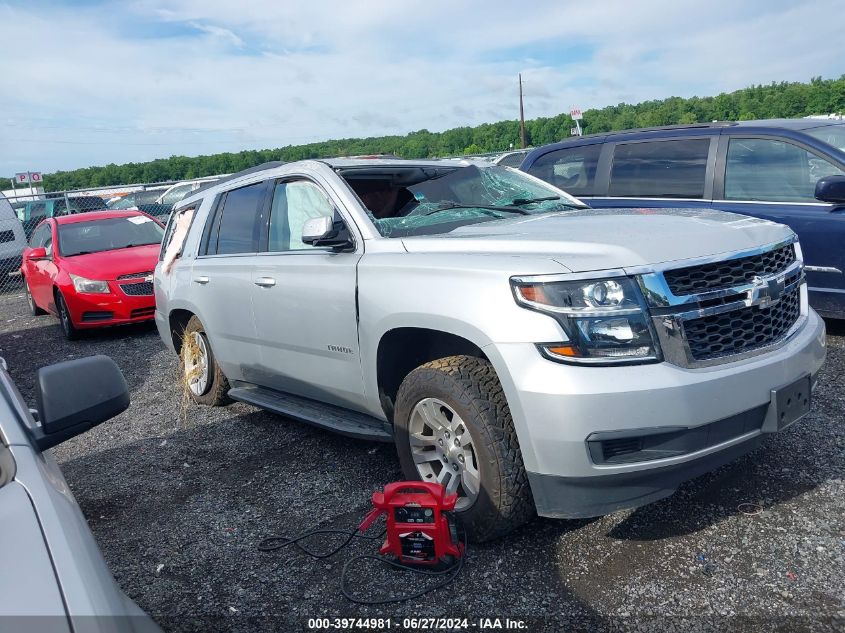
left=570, top=121, right=738, bottom=140
left=193, top=160, right=287, bottom=194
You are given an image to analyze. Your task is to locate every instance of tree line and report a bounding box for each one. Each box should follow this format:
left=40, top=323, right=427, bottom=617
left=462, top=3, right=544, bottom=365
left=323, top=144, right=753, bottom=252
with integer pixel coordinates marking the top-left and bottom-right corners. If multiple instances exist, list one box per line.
left=19, top=75, right=845, bottom=192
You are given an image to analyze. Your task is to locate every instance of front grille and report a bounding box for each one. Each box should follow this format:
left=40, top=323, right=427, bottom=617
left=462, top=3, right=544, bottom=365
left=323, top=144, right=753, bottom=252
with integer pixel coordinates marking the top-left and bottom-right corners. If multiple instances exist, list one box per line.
left=120, top=281, right=153, bottom=296
left=0, top=230, right=16, bottom=244
left=683, top=285, right=801, bottom=361
left=117, top=271, right=153, bottom=280
left=664, top=244, right=795, bottom=296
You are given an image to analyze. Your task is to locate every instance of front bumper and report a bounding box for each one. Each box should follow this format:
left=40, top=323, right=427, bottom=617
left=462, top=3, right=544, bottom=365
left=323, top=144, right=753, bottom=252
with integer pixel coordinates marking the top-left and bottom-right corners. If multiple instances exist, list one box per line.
left=63, top=287, right=156, bottom=329
left=484, top=309, right=827, bottom=518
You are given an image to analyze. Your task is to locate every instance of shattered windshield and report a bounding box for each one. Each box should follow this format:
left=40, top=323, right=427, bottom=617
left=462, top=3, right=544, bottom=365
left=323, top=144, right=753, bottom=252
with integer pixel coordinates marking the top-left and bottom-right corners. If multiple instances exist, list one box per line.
left=340, top=164, right=586, bottom=237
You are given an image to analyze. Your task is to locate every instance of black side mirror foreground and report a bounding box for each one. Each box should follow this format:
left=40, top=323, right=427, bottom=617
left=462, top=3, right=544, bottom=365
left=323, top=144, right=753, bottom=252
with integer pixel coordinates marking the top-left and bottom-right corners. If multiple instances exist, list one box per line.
left=32, top=355, right=129, bottom=451
left=815, top=174, right=845, bottom=205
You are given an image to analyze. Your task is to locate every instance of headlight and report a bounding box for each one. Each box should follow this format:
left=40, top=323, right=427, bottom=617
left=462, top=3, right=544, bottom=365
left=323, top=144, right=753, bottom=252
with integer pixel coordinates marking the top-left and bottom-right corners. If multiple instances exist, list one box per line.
left=512, top=275, right=660, bottom=365
left=69, top=273, right=110, bottom=294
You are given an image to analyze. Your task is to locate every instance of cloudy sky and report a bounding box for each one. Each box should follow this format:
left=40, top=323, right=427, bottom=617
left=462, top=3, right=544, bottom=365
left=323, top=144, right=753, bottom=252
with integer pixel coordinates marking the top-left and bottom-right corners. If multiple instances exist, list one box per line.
left=0, top=0, right=843, bottom=175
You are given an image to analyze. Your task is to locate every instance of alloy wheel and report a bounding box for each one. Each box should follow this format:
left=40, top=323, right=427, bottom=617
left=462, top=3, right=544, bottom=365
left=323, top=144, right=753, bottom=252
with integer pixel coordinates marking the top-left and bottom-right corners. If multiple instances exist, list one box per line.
left=408, top=397, right=481, bottom=510
left=184, top=332, right=210, bottom=396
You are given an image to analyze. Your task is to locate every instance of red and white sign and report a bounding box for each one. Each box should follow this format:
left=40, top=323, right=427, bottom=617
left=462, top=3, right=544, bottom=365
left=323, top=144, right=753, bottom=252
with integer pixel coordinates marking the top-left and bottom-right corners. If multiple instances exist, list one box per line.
left=14, top=172, right=42, bottom=184
left=570, top=107, right=583, bottom=121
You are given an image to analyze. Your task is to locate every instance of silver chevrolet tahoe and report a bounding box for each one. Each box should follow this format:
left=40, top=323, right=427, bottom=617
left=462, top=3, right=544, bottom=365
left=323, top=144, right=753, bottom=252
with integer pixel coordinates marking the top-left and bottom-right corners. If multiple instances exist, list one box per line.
left=154, top=158, right=826, bottom=541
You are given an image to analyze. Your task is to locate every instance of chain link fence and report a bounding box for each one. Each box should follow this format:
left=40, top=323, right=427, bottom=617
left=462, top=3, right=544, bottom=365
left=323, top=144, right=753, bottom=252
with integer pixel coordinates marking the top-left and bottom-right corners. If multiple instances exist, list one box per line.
left=0, top=182, right=184, bottom=294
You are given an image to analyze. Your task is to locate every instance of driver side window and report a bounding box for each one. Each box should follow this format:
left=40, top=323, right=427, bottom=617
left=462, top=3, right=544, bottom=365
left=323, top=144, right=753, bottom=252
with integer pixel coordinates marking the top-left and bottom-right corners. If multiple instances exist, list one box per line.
left=267, top=180, right=335, bottom=252
left=725, top=138, right=845, bottom=202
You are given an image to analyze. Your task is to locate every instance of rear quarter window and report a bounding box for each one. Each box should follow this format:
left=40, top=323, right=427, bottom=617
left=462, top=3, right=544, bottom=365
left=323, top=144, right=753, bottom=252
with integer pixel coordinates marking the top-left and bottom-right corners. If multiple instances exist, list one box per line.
left=527, top=144, right=601, bottom=197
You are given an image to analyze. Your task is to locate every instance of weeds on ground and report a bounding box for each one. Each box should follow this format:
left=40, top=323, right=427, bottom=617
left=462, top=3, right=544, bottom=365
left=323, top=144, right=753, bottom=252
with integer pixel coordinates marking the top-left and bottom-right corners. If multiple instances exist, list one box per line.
left=178, top=329, right=203, bottom=428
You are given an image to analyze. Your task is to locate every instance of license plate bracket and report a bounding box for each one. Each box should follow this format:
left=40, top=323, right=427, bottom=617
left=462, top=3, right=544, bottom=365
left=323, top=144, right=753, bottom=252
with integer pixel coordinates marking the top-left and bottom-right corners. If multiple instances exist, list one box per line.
left=763, top=375, right=811, bottom=433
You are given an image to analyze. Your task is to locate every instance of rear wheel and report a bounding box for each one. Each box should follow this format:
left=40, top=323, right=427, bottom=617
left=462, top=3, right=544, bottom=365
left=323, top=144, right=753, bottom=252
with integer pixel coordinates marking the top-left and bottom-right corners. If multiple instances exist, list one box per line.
left=24, top=280, right=46, bottom=316
left=55, top=291, right=78, bottom=340
left=179, top=316, right=230, bottom=406
left=393, top=355, right=535, bottom=542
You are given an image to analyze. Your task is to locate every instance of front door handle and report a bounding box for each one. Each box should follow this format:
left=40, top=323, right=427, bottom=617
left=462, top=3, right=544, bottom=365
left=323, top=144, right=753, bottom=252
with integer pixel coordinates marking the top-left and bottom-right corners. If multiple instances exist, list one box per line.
left=254, top=277, right=276, bottom=287
left=193, top=276, right=210, bottom=284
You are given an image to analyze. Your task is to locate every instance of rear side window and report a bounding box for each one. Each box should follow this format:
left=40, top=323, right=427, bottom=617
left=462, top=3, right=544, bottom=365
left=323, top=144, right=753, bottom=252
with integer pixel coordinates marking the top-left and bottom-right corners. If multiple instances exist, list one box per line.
left=210, top=182, right=265, bottom=255
left=609, top=139, right=710, bottom=198
left=725, top=138, right=845, bottom=202
left=526, top=145, right=601, bottom=196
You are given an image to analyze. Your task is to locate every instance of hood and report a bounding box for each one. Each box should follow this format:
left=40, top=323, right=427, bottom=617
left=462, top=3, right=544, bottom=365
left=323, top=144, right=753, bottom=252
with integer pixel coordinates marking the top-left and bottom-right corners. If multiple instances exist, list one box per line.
left=62, top=244, right=159, bottom=280
left=400, top=208, right=794, bottom=272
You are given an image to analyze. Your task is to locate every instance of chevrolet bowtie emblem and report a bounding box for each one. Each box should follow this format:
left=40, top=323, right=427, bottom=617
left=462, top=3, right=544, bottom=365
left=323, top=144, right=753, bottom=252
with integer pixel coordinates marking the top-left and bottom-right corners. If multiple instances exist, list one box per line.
left=747, top=275, right=785, bottom=308
left=144, top=275, right=154, bottom=283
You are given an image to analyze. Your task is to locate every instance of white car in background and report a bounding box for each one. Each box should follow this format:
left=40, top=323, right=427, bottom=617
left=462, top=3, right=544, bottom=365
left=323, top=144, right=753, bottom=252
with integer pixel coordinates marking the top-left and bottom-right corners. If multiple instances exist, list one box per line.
left=0, top=192, right=28, bottom=281
left=155, top=178, right=223, bottom=207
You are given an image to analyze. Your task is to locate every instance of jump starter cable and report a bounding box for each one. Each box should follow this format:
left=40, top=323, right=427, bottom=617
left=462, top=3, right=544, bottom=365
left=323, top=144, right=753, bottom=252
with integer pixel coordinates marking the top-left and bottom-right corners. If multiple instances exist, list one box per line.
left=258, top=518, right=466, bottom=605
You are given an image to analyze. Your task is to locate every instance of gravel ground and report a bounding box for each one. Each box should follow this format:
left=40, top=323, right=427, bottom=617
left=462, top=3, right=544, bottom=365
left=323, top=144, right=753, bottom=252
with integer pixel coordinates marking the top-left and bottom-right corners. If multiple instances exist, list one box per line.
left=0, top=292, right=843, bottom=633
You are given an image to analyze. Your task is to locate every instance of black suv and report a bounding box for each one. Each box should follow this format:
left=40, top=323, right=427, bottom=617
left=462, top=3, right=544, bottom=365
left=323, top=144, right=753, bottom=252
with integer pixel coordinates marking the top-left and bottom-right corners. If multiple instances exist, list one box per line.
left=520, top=119, right=845, bottom=318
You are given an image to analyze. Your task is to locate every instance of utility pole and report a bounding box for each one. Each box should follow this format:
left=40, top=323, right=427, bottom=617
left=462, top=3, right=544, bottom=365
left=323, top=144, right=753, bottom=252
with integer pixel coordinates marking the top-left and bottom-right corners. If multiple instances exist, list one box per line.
left=518, top=73, right=527, bottom=149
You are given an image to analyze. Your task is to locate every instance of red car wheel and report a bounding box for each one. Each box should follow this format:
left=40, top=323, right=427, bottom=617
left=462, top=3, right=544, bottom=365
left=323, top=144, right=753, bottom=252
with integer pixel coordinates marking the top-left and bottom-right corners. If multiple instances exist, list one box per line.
left=55, top=292, right=79, bottom=340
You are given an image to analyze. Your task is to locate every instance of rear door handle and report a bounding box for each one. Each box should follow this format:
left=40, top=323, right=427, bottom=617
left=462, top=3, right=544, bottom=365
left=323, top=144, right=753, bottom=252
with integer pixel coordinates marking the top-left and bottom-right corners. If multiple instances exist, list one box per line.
left=193, top=276, right=210, bottom=284
left=254, top=277, right=276, bottom=288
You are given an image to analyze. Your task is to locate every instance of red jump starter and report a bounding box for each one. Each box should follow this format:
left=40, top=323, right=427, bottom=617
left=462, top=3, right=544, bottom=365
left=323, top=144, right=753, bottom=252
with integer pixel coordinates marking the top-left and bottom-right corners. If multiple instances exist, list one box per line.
left=359, top=481, right=464, bottom=566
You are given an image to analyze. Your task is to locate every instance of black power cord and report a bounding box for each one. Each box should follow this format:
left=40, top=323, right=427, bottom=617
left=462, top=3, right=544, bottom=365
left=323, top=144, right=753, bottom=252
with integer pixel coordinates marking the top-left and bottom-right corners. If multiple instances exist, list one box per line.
left=258, top=528, right=385, bottom=558
left=339, top=546, right=465, bottom=605
left=258, top=515, right=467, bottom=605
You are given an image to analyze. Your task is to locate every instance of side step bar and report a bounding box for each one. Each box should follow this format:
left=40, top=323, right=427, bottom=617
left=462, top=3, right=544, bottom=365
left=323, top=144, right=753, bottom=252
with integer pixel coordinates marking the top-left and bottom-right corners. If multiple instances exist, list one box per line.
left=228, top=385, right=393, bottom=442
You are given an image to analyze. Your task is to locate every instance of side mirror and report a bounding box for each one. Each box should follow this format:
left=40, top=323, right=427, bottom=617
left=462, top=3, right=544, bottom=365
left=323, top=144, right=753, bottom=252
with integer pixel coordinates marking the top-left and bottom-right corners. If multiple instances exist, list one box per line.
left=815, top=175, right=845, bottom=204
left=26, top=247, right=48, bottom=261
left=32, top=355, right=129, bottom=451
left=301, top=215, right=353, bottom=250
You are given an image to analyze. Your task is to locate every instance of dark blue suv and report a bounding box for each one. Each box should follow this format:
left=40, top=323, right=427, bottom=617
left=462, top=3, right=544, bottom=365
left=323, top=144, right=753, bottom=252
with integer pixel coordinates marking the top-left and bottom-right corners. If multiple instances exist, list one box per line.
left=520, top=119, right=845, bottom=318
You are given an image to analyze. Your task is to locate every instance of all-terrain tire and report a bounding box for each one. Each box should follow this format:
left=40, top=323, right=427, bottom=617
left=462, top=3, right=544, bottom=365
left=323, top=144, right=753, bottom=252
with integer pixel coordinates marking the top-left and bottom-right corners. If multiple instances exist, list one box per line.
left=179, top=315, right=231, bottom=406
left=394, top=355, right=535, bottom=542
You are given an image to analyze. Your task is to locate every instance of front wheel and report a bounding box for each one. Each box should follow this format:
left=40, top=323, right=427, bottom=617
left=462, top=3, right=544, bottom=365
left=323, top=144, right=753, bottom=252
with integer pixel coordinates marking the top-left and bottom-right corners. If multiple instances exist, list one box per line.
left=179, top=316, right=230, bottom=406
left=393, top=355, right=535, bottom=542
left=55, top=292, right=79, bottom=340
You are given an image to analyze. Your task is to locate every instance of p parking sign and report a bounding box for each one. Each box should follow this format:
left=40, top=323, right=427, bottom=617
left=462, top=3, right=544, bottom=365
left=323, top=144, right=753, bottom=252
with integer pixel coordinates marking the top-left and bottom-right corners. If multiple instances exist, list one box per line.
left=14, top=172, right=42, bottom=184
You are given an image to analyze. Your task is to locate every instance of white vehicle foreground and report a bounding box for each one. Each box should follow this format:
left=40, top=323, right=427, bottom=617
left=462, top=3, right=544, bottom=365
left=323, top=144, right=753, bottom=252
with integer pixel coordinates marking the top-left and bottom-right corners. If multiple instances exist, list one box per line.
left=154, top=158, right=825, bottom=541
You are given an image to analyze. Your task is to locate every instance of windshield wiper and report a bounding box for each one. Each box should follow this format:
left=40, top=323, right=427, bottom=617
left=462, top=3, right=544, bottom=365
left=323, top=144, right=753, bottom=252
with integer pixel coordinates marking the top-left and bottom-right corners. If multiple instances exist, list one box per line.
left=421, top=202, right=531, bottom=217
left=510, top=196, right=561, bottom=205
left=510, top=196, right=591, bottom=210
left=121, top=242, right=159, bottom=248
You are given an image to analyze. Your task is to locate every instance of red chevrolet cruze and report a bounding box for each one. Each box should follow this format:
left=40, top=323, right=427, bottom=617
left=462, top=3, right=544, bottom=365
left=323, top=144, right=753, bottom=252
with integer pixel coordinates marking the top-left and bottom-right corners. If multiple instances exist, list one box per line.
left=20, top=210, right=165, bottom=339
